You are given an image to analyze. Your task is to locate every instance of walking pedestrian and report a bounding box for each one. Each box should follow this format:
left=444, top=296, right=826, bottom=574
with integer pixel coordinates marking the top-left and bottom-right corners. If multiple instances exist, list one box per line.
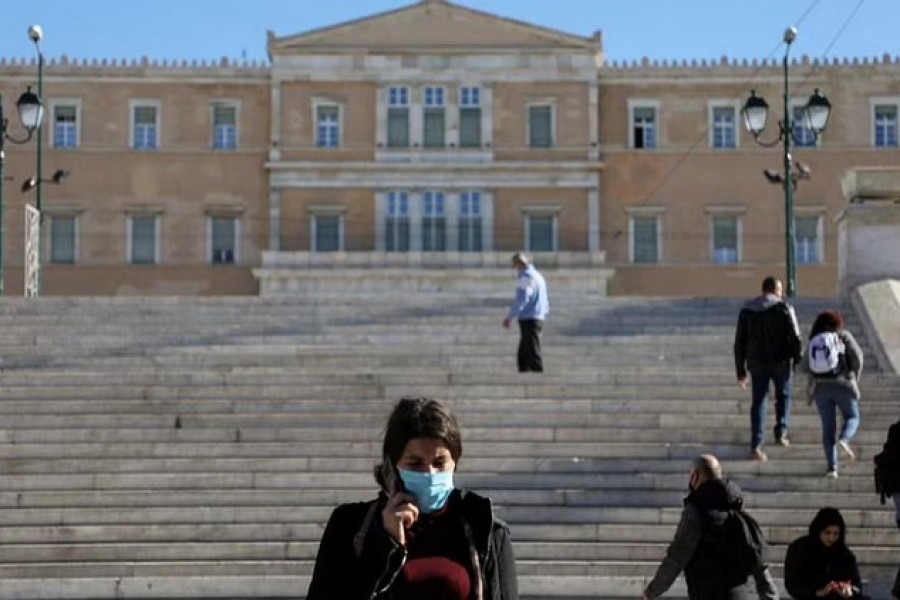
left=502, top=252, right=549, bottom=373
left=733, top=276, right=803, bottom=462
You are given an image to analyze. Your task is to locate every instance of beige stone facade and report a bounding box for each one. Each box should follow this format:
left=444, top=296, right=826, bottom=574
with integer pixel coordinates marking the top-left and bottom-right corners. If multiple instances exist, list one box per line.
left=1, top=0, right=899, bottom=296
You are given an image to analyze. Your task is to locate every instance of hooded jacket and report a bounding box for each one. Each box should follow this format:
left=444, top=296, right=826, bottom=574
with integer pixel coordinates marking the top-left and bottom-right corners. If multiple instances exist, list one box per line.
left=784, top=508, right=862, bottom=599
left=645, top=479, right=778, bottom=600
left=306, top=489, right=518, bottom=600
left=734, top=293, right=803, bottom=379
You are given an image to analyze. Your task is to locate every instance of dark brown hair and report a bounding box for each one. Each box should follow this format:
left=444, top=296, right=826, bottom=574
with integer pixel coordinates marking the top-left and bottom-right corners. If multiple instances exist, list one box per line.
left=374, top=397, right=462, bottom=488
left=809, top=310, right=844, bottom=340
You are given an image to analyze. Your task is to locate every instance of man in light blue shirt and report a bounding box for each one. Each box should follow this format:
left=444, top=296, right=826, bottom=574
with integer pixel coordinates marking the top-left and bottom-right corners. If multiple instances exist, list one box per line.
left=502, top=252, right=549, bottom=372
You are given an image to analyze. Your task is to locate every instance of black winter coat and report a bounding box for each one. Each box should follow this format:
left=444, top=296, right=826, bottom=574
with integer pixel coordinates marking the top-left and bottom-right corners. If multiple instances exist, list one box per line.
left=784, top=534, right=862, bottom=599
left=306, top=489, right=518, bottom=600
left=734, top=293, right=803, bottom=378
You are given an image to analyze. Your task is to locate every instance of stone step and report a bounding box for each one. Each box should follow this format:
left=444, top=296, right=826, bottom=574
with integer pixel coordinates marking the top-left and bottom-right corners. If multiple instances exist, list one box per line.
left=0, top=540, right=896, bottom=565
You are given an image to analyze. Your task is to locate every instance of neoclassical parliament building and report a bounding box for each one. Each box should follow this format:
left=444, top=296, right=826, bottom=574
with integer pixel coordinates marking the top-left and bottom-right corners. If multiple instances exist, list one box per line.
left=1, top=0, right=899, bottom=296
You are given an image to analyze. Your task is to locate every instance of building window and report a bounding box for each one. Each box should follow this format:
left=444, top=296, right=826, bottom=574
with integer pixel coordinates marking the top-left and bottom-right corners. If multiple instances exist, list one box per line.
left=387, top=86, right=410, bottom=148
left=526, top=214, right=557, bottom=252
left=458, top=191, right=483, bottom=252
left=212, top=103, right=237, bottom=150
left=792, top=104, right=817, bottom=147
left=795, top=215, right=822, bottom=264
left=459, top=87, right=482, bottom=148
left=423, top=87, right=446, bottom=149
left=874, top=103, right=898, bottom=148
left=128, top=215, right=159, bottom=265
left=711, top=106, right=736, bottom=149
left=312, top=214, right=343, bottom=252
left=712, top=216, right=740, bottom=264
left=385, top=191, right=410, bottom=252
left=131, top=103, right=159, bottom=150
left=422, top=191, right=446, bottom=251
left=52, top=104, right=79, bottom=149
left=631, top=105, right=657, bottom=149
left=316, top=104, right=341, bottom=149
left=630, top=215, right=660, bottom=264
left=209, top=216, right=238, bottom=264
left=528, top=105, right=554, bottom=149
left=50, top=215, right=77, bottom=264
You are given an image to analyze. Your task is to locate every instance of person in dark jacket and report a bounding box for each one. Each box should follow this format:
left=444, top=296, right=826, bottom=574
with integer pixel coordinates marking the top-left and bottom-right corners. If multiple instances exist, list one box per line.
left=873, top=419, right=900, bottom=599
left=784, top=507, right=862, bottom=599
left=734, top=276, right=803, bottom=462
left=643, top=454, right=779, bottom=600
left=798, top=310, right=863, bottom=478
left=307, top=397, right=518, bottom=600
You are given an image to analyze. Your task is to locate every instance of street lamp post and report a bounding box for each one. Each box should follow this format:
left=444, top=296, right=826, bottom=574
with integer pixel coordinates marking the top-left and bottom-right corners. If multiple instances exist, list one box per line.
left=0, top=88, right=45, bottom=296
left=28, top=25, right=45, bottom=295
left=741, top=27, right=832, bottom=299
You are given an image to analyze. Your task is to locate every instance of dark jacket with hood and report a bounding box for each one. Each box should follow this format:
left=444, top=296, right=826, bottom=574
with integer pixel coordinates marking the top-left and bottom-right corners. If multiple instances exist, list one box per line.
left=306, top=489, right=518, bottom=600
left=874, top=418, right=900, bottom=503
left=734, top=293, right=803, bottom=379
left=644, top=478, right=778, bottom=600
left=784, top=508, right=862, bottom=599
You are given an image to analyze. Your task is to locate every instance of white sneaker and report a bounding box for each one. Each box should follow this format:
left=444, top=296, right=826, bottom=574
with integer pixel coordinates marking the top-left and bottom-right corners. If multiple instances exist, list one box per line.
left=837, top=440, right=856, bottom=461
left=825, top=469, right=838, bottom=479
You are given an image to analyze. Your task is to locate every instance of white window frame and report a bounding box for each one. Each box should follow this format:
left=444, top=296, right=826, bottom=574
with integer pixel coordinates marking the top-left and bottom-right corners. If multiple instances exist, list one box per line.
left=521, top=206, right=561, bottom=253
left=790, top=99, right=819, bottom=148
left=794, top=211, right=825, bottom=265
left=126, top=213, right=161, bottom=265
left=129, top=99, right=161, bottom=150
left=47, top=213, right=79, bottom=265
left=386, top=86, right=411, bottom=149
left=870, top=97, right=900, bottom=148
left=210, top=100, right=239, bottom=151
left=709, top=214, right=742, bottom=264
left=628, top=99, right=660, bottom=150
left=457, top=190, right=485, bottom=252
left=309, top=207, right=346, bottom=253
left=384, top=190, right=412, bottom=252
left=627, top=208, right=664, bottom=264
left=527, top=101, right=556, bottom=149
left=48, top=98, right=81, bottom=149
left=458, top=86, right=483, bottom=149
left=708, top=100, right=740, bottom=150
left=207, top=214, right=240, bottom=265
left=423, top=86, right=447, bottom=149
left=313, top=99, right=343, bottom=149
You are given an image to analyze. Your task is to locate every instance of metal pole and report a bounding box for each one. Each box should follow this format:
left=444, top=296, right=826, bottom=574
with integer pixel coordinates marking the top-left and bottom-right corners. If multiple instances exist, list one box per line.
left=782, top=43, right=797, bottom=299
left=0, top=94, right=5, bottom=296
left=35, top=49, right=44, bottom=295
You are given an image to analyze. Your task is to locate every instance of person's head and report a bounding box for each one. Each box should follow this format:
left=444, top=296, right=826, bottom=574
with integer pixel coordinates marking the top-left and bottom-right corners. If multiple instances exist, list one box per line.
left=376, top=397, right=462, bottom=486
left=809, top=310, right=844, bottom=340
left=688, top=454, right=722, bottom=490
left=511, top=251, right=531, bottom=273
left=761, top=276, right=783, bottom=298
left=809, top=507, right=847, bottom=548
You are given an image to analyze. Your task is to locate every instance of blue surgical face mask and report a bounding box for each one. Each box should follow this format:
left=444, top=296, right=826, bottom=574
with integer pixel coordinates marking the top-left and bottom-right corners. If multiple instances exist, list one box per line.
left=398, top=469, right=454, bottom=514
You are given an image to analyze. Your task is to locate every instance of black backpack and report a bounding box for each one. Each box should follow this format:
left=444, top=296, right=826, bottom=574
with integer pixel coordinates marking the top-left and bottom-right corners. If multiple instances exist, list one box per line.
left=721, top=508, right=767, bottom=586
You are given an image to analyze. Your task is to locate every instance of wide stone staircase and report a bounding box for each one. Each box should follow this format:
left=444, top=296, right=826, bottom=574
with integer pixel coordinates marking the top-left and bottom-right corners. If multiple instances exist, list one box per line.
left=0, top=291, right=897, bottom=599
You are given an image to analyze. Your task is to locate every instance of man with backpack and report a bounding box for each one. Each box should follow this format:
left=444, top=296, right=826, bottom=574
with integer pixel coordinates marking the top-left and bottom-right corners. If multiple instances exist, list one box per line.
left=643, top=454, right=779, bottom=600
left=734, top=276, right=803, bottom=462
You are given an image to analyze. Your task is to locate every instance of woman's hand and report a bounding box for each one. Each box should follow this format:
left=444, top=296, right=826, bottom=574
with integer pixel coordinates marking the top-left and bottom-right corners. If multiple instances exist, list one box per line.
left=381, top=492, right=419, bottom=546
left=815, top=583, right=833, bottom=597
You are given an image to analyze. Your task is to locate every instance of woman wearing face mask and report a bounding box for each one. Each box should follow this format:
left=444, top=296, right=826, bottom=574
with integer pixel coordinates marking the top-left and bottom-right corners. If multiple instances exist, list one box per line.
left=784, top=507, right=863, bottom=599
left=306, top=396, right=519, bottom=600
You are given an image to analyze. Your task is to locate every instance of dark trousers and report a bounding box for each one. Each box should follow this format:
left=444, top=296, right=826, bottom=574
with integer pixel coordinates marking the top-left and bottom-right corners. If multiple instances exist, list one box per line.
left=517, top=320, right=544, bottom=372
left=749, top=362, right=793, bottom=449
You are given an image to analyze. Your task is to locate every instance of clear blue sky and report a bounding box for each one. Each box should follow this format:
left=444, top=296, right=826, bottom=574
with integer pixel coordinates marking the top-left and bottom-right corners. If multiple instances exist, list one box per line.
left=0, top=0, right=895, bottom=65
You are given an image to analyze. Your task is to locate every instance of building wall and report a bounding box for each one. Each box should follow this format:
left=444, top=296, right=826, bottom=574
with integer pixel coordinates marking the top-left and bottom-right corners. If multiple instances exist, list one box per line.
left=3, top=7, right=900, bottom=298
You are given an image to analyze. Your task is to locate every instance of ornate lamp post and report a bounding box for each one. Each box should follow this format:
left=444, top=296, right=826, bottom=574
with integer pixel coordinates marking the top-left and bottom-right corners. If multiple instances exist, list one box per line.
left=0, top=82, right=45, bottom=295
left=741, top=27, right=832, bottom=299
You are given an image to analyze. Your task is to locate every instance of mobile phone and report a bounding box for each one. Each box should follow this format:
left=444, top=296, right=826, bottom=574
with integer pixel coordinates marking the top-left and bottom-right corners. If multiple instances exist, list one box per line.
left=380, top=458, right=406, bottom=496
